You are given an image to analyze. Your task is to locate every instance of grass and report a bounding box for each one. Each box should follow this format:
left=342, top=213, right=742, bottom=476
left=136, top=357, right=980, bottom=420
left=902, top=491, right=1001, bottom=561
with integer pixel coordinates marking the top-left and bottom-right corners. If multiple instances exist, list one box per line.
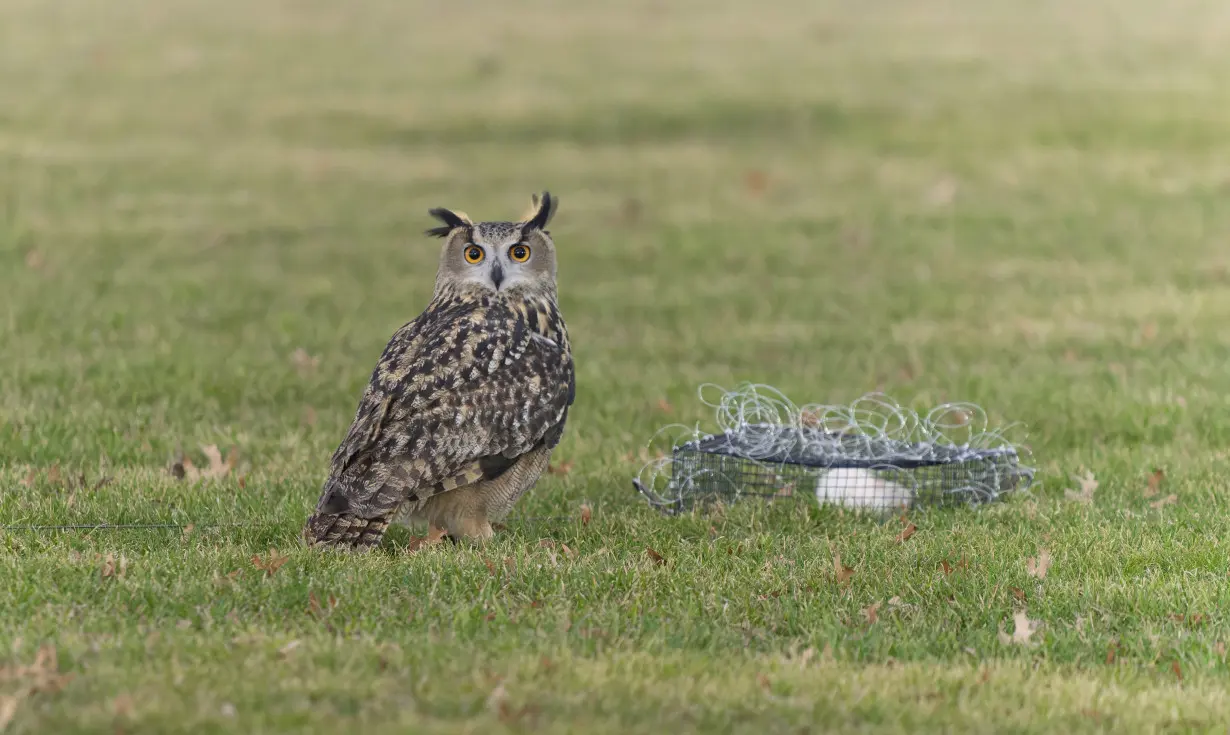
left=3, top=0, right=1230, bottom=731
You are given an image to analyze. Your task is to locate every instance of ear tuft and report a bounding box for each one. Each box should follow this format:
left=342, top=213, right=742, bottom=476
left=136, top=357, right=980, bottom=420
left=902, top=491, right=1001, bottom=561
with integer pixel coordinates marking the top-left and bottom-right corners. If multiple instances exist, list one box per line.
left=521, top=191, right=557, bottom=231
left=425, top=207, right=472, bottom=238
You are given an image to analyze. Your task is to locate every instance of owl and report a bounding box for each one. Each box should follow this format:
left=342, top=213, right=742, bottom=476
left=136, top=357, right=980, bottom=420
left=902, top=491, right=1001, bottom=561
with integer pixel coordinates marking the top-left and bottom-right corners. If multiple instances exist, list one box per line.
left=302, top=192, right=575, bottom=549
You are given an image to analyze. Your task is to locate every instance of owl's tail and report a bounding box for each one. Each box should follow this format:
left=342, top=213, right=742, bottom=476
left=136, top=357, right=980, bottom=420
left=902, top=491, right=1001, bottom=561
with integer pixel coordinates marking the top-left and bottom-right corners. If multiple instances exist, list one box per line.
left=303, top=483, right=392, bottom=549
left=302, top=511, right=390, bottom=549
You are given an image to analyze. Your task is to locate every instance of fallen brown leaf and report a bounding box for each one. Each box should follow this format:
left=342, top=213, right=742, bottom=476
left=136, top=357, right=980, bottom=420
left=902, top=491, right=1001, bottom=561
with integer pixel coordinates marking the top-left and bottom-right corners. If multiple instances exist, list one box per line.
left=560, top=543, right=576, bottom=559
left=939, top=559, right=953, bottom=575
left=579, top=504, right=592, bottom=526
left=1065, top=470, right=1098, bottom=504
left=101, top=553, right=116, bottom=579
left=406, top=525, right=447, bottom=552
left=617, top=197, right=642, bottom=225
left=895, top=522, right=917, bottom=543
left=998, top=610, right=1038, bottom=646
left=46, top=463, right=61, bottom=486
left=0, top=695, right=16, bottom=731
left=1026, top=549, right=1052, bottom=580
left=1171, top=660, right=1183, bottom=681
left=1145, top=468, right=1164, bottom=498
left=646, top=547, right=666, bottom=566
left=656, top=398, right=674, bottom=414
left=251, top=548, right=290, bottom=576
left=744, top=170, right=770, bottom=196
left=485, top=681, right=508, bottom=713
left=1106, top=641, right=1118, bottom=664
left=833, top=553, right=855, bottom=585
left=547, top=459, right=574, bottom=476
left=1010, top=586, right=1027, bottom=602
left=291, top=348, right=320, bottom=374
left=925, top=176, right=958, bottom=206
left=307, top=591, right=339, bottom=619
left=1150, top=494, right=1178, bottom=509
left=24, top=249, right=45, bottom=271
left=862, top=602, right=881, bottom=625
left=173, top=444, right=238, bottom=482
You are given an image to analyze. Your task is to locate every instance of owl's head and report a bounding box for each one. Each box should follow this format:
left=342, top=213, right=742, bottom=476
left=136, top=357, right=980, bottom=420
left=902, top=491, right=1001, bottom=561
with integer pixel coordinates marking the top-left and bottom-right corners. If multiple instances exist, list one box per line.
left=426, top=192, right=559, bottom=296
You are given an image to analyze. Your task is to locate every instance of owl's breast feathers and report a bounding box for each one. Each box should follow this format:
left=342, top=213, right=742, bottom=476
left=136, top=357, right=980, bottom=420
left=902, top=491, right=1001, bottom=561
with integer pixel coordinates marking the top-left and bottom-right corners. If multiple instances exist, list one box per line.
left=303, top=288, right=573, bottom=546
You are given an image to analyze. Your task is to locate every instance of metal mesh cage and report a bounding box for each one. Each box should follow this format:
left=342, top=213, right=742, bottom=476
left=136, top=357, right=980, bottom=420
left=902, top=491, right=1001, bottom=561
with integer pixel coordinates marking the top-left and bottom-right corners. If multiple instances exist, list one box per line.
left=637, top=424, right=1033, bottom=515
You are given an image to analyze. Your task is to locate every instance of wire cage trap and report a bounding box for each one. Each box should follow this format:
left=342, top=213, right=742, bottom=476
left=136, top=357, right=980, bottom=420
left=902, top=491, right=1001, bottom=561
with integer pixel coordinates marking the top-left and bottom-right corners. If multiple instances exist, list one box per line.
left=634, top=384, right=1035, bottom=516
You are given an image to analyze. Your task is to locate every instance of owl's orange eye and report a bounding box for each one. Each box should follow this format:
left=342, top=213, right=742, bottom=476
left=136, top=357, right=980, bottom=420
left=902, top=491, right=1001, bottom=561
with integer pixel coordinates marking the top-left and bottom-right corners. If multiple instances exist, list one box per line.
left=464, top=245, right=485, bottom=264
left=509, top=244, right=530, bottom=263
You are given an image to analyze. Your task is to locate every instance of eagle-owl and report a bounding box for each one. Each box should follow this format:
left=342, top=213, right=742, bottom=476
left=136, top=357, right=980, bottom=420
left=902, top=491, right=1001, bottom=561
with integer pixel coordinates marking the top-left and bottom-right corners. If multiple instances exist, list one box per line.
left=303, top=192, right=575, bottom=549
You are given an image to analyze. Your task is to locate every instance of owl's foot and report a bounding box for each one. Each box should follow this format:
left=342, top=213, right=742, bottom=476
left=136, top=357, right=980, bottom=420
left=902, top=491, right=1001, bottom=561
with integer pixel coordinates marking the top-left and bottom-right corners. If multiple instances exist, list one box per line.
left=446, top=517, right=495, bottom=545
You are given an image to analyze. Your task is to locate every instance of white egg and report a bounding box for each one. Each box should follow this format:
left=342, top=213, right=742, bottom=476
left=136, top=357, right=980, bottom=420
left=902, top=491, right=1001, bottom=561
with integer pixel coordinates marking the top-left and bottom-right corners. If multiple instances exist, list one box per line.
left=814, top=467, right=915, bottom=511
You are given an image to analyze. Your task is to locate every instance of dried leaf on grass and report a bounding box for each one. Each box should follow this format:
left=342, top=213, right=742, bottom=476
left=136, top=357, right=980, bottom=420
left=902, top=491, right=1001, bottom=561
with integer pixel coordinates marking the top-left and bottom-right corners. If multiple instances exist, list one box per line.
left=251, top=548, right=289, bottom=577
left=579, top=504, right=592, bottom=526
left=744, top=170, right=770, bottom=196
left=1065, top=470, right=1097, bottom=504
left=100, top=553, right=128, bottom=579
left=895, top=522, right=917, bottom=543
left=861, top=602, right=881, bottom=625
left=307, top=591, right=339, bottom=619
left=0, top=695, right=16, bottom=730
left=547, top=460, right=574, bottom=476
left=998, top=610, right=1039, bottom=646
left=1026, top=549, right=1052, bottom=580
left=1145, top=468, right=1164, bottom=498
left=646, top=547, right=666, bottom=566
left=171, top=444, right=238, bottom=482
left=1150, top=494, right=1178, bottom=509
left=291, top=348, right=320, bottom=374
left=833, top=553, right=855, bottom=585
left=0, top=644, right=75, bottom=714
left=405, top=525, right=447, bottom=553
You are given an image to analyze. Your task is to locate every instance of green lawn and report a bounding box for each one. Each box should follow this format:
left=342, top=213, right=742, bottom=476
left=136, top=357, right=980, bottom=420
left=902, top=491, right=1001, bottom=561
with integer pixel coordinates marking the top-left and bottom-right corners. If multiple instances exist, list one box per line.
left=4, top=0, right=1230, bottom=731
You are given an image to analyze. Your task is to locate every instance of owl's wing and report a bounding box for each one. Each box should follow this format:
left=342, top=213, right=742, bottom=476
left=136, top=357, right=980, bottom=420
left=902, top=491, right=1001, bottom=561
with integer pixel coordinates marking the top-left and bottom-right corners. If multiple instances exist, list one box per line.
left=303, top=299, right=573, bottom=547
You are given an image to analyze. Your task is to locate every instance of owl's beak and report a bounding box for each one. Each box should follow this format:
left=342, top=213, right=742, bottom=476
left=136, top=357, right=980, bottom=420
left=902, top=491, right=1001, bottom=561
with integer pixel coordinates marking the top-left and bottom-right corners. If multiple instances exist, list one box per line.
left=489, top=261, right=505, bottom=289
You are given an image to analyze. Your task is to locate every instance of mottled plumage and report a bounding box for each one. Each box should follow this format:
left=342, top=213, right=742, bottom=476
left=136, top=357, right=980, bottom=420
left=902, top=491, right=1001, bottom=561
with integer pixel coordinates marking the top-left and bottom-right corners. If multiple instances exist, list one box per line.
left=303, top=192, right=574, bottom=549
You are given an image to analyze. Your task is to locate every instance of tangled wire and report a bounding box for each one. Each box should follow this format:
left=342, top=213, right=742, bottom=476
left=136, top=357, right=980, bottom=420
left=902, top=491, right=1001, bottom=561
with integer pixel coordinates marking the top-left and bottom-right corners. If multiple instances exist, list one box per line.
left=634, top=383, right=1035, bottom=515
